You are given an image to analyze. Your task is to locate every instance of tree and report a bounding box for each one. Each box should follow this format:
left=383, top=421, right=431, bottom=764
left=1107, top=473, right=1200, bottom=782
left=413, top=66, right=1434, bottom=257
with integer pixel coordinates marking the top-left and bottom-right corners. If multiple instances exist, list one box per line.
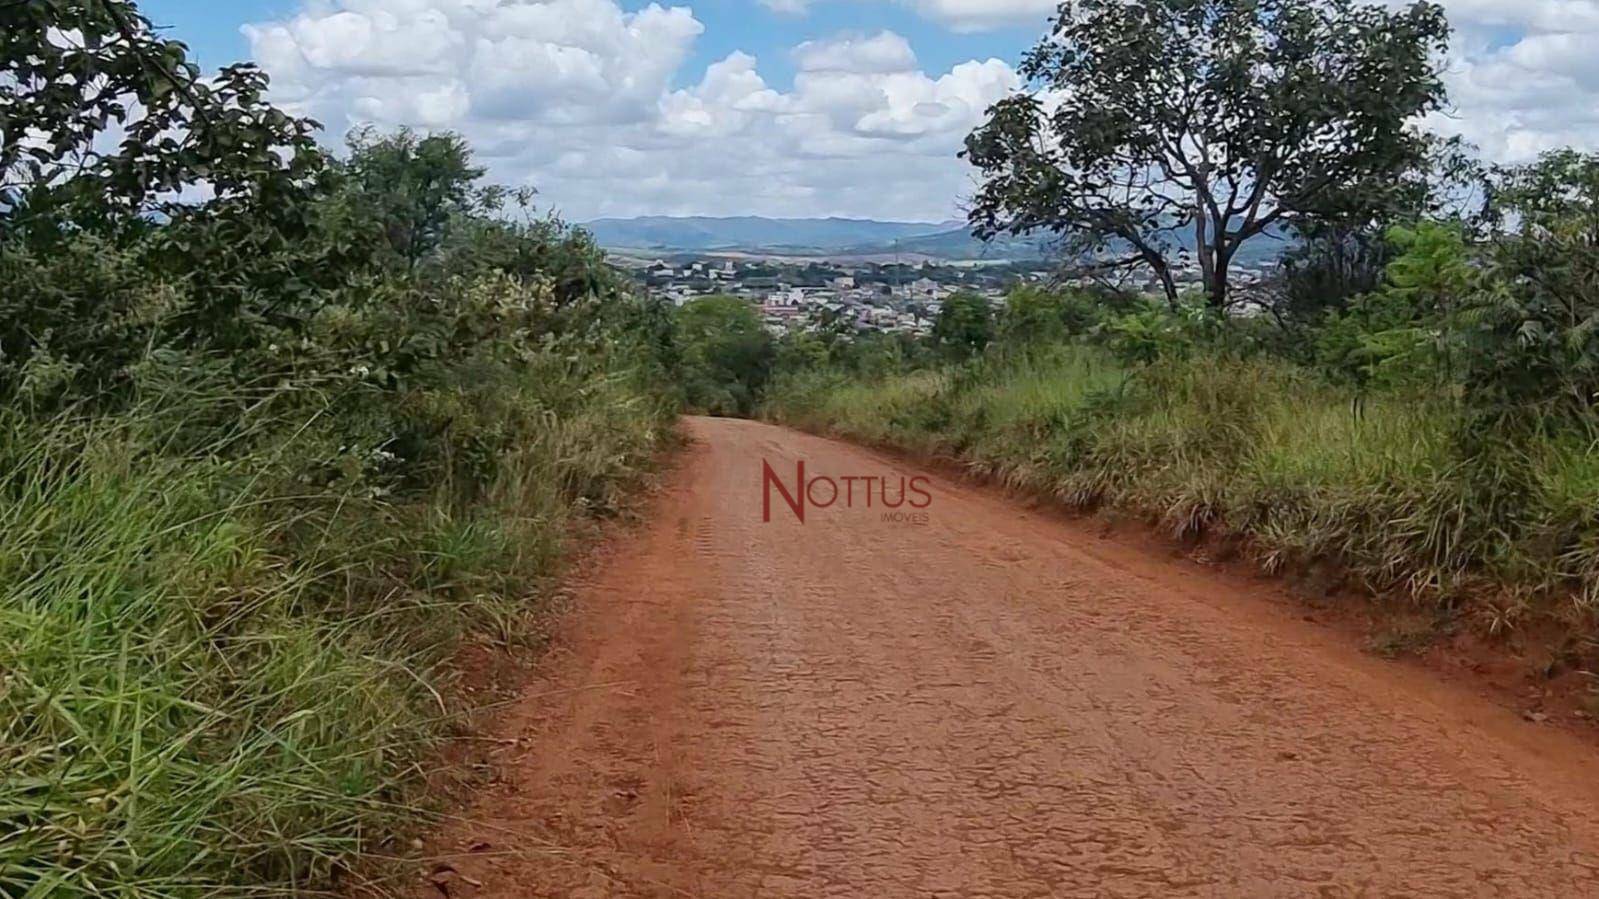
left=964, top=0, right=1452, bottom=311
left=998, top=286, right=1101, bottom=347
left=675, top=296, right=776, bottom=416
left=1313, top=221, right=1468, bottom=388
left=1459, top=151, right=1599, bottom=428
left=933, top=291, right=994, bottom=358
left=1267, top=227, right=1392, bottom=337
left=1, top=0, right=322, bottom=241
left=343, top=127, right=497, bottom=269
left=2, top=0, right=331, bottom=385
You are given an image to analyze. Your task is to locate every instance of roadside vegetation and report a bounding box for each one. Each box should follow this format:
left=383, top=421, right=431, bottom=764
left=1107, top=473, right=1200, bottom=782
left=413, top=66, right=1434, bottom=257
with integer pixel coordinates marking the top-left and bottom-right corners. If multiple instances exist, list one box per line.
left=1, top=3, right=676, bottom=894
left=763, top=0, right=1599, bottom=649
left=673, top=295, right=776, bottom=417
left=767, top=201, right=1599, bottom=642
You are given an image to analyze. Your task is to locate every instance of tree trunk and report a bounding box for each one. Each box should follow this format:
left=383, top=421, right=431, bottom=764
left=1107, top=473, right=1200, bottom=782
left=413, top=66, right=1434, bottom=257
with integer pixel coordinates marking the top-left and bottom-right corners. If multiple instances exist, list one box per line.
left=1153, top=259, right=1180, bottom=311
left=1208, top=248, right=1231, bottom=310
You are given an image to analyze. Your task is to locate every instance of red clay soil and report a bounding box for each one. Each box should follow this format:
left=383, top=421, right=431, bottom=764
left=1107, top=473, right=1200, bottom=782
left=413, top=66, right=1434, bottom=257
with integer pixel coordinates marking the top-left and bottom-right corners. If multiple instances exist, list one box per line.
left=411, top=416, right=1599, bottom=897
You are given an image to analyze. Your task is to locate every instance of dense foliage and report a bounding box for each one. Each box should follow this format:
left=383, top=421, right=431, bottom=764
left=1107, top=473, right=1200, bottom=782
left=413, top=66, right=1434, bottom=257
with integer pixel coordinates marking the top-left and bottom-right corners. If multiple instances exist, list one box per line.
left=932, top=291, right=995, bottom=359
left=675, top=295, right=776, bottom=416
left=1, top=3, right=676, bottom=893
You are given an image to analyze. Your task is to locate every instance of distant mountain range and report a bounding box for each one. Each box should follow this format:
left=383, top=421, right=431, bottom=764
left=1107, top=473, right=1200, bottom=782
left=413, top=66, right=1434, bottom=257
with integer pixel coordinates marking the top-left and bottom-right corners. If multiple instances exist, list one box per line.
left=582, top=215, right=1048, bottom=261
left=582, top=216, right=957, bottom=250
left=581, top=215, right=1288, bottom=265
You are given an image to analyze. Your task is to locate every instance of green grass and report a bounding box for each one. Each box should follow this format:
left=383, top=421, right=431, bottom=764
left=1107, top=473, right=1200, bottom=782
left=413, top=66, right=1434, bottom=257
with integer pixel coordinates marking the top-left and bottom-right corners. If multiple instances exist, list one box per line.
left=0, top=356, right=671, bottom=896
left=764, top=344, right=1599, bottom=625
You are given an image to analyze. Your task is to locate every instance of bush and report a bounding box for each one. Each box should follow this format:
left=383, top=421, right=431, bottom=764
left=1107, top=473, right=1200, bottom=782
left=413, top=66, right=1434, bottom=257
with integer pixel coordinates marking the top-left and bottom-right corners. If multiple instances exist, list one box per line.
left=1313, top=221, right=1468, bottom=389
left=932, top=291, right=995, bottom=359
left=1459, top=151, right=1599, bottom=430
left=675, top=295, right=776, bottom=416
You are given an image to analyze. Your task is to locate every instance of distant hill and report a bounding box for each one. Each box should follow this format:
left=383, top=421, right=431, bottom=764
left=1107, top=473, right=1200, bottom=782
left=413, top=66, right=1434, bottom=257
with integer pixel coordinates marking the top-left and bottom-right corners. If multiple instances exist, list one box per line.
left=868, top=223, right=1292, bottom=265
left=582, top=216, right=963, bottom=254
left=582, top=215, right=1289, bottom=264
left=846, top=227, right=1055, bottom=260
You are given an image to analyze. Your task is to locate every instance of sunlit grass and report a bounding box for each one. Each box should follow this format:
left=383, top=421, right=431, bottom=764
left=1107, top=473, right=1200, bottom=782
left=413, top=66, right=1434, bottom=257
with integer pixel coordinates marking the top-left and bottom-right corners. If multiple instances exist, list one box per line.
left=0, top=358, right=668, bottom=895
left=766, top=344, right=1599, bottom=616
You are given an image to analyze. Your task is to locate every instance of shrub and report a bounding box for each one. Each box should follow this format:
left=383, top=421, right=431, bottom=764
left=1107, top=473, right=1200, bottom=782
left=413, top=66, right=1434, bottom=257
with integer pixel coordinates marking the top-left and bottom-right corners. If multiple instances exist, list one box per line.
left=675, top=295, right=776, bottom=416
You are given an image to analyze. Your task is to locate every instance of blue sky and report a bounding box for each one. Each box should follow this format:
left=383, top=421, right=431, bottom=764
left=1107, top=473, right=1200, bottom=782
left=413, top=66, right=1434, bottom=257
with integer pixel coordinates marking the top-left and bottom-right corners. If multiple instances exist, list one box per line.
left=139, top=1, right=292, bottom=67
left=141, top=1, right=1038, bottom=95
left=133, top=0, right=1599, bottom=221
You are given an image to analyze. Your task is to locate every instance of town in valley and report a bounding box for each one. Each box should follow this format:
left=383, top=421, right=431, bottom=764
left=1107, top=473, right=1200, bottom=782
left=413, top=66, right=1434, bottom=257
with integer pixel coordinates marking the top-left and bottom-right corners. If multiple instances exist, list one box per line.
left=609, top=250, right=1273, bottom=337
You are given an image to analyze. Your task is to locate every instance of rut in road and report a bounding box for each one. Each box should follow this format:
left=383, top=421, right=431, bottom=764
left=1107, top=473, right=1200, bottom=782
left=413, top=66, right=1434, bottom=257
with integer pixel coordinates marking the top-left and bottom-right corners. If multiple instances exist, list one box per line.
left=416, top=416, right=1599, bottom=897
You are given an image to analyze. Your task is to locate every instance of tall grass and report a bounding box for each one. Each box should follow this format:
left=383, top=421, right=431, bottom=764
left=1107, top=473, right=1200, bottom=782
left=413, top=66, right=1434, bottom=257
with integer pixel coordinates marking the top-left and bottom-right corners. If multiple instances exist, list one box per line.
left=765, top=345, right=1599, bottom=626
left=0, top=352, right=670, bottom=895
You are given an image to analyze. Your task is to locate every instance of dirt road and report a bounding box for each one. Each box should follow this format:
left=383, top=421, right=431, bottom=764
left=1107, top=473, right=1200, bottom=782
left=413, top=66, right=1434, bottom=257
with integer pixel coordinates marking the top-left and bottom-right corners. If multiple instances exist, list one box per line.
left=419, top=417, right=1599, bottom=897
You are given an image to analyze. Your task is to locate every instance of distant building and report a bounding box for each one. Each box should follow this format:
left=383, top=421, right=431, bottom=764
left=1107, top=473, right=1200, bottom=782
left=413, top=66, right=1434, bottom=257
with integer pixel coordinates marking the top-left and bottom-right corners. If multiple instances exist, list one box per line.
left=761, top=293, right=801, bottom=315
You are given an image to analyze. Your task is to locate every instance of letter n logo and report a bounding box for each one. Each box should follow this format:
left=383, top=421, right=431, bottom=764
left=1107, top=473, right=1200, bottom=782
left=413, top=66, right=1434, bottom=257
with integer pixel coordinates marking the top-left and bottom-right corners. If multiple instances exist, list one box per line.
left=763, top=459, right=805, bottom=523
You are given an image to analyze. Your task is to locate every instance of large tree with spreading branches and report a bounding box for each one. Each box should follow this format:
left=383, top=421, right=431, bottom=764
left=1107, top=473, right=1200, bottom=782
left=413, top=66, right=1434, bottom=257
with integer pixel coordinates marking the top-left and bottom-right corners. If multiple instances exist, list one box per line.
left=964, top=0, right=1453, bottom=310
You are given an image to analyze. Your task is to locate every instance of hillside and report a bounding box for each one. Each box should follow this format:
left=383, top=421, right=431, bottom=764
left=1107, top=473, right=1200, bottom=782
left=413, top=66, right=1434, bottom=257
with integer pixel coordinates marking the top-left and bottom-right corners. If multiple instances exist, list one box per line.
left=583, top=216, right=962, bottom=253
left=584, top=215, right=1288, bottom=264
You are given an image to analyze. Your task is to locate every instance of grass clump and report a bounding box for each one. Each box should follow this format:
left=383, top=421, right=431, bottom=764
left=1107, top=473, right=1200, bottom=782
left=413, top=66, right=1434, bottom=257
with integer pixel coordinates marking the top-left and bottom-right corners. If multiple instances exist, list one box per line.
left=0, top=347, right=671, bottom=895
left=764, top=341, right=1599, bottom=631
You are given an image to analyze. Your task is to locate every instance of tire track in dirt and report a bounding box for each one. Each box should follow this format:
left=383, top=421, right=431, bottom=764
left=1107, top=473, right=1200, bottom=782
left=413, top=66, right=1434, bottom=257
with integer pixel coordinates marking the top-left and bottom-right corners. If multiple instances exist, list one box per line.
left=413, top=416, right=1599, bottom=897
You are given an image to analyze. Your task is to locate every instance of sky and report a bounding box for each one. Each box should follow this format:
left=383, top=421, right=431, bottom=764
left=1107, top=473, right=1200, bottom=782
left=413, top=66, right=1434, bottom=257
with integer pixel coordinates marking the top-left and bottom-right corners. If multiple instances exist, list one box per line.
left=136, top=0, right=1599, bottom=223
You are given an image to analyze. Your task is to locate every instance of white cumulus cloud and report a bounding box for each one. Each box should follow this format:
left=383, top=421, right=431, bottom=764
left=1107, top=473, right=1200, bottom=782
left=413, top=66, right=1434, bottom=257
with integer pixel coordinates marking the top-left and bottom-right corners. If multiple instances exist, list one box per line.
left=760, top=0, right=814, bottom=15
left=244, top=1, right=1019, bottom=220
left=1421, top=0, right=1599, bottom=162
left=794, top=30, right=918, bottom=73
left=896, top=0, right=1058, bottom=32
